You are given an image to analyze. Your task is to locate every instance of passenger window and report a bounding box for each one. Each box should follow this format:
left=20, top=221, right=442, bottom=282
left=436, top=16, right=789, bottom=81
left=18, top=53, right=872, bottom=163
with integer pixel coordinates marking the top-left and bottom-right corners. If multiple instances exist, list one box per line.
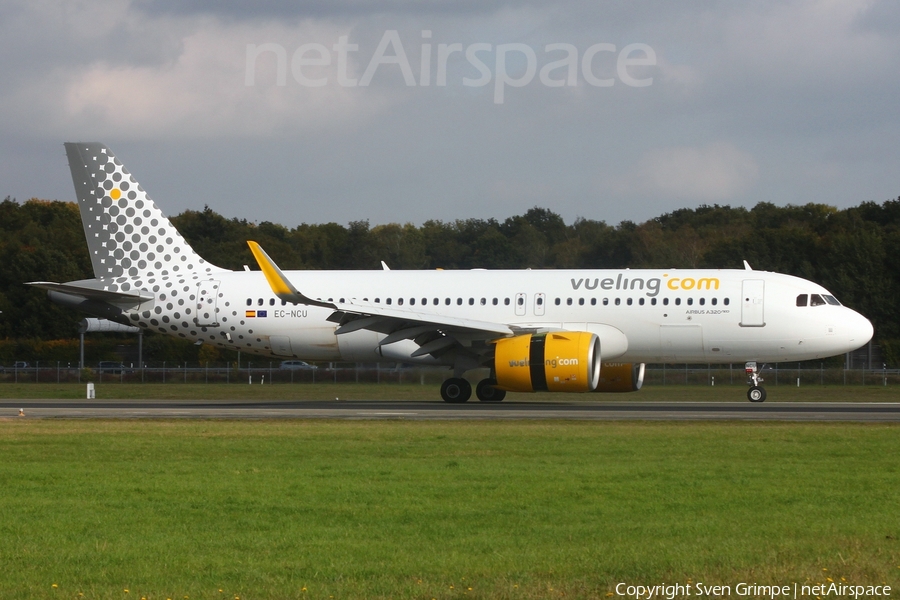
left=257, top=298, right=263, bottom=306
left=536, top=297, right=543, bottom=306
left=517, top=297, right=524, bottom=306
left=469, top=298, right=475, bottom=305
left=639, top=298, right=645, bottom=306
left=480, top=298, right=486, bottom=305
left=386, top=298, right=392, bottom=305
left=246, top=298, right=251, bottom=306
left=409, top=298, right=415, bottom=305
left=810, top=294, right=826, bottom=306
left=663, top=298, right=669, bottom=306
left=615, top=298, right=621, bottom=306
left=699, top=298, right=705, bottom=306
left=687, top=298, right=693, bottom=306
left=492, top=298, right=498, bottom=306
left=796, top=294, right=808, bottom=307
left=445, top=298, right=451, bottom=305
left=724, top=298, right=730, bottom=306
left=711, top=298, right=717, bottom=306
left=457, top=298, right=463, bottom=305
left=504, top=298, right=510, bottom=306
left=651, top=298, right=657, bottom=306
left=282, top=300, right=287, bottom=306
left=578, top=298, right=585, bottom=306
left=603, top=298, right=609, bottom=306
left=555, top=298, right=561, bottom=305
left=269, top=298, right=275, bottom=306
left=567, top=298, right=573, bottom=306
left=433, top=298, right=439, bottom=305
left=591, top=298, right=597, bottom=306
left=675, top=298, right=681, bottom=306
left=375, top=298, right=380, bottom=303
left=398, top=298, right=404, bottom=306
left=627, top=298, right=633, bottom=306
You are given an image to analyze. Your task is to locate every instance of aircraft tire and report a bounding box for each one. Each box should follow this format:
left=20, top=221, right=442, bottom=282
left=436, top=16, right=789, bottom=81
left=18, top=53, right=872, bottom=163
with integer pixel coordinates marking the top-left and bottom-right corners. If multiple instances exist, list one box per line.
left=747, top=386, right=767, bottom=402
left=441, top=378, right=472, bottom=403
left=476, top=378, right=506, bottom=402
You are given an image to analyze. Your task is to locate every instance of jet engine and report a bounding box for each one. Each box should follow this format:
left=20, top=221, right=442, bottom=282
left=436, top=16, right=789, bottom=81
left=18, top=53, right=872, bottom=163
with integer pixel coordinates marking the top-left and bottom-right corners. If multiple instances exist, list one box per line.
left=493, top=332, right=601, bottom=392
left=593, top=362, right=645, bottom=392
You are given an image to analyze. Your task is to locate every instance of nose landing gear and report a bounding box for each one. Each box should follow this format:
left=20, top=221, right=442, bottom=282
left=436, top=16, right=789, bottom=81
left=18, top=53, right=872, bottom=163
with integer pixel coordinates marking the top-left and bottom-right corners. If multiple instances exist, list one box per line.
left=745, top=362, right=767, bottom=402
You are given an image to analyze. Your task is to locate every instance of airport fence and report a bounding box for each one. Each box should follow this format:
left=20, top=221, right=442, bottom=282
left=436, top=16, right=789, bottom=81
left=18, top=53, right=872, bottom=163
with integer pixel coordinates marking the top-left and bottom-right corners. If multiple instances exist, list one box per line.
left=1, top=362, right=899, bottom=387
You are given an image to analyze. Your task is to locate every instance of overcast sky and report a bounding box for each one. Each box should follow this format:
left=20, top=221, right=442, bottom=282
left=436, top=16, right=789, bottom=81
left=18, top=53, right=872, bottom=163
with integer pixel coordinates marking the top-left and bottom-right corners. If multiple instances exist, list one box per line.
left=1, top=0, right=898, bottom=228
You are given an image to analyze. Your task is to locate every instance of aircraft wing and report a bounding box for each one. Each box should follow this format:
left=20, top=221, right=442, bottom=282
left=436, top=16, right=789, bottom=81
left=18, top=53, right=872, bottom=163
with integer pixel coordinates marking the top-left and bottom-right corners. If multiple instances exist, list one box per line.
left=247, top=241, right=515, bottom=358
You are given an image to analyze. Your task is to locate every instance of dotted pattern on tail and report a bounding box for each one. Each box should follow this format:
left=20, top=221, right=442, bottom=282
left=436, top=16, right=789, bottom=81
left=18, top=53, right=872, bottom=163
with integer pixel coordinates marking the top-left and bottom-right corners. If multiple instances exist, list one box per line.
left=65, top=142, right=224, bottom=288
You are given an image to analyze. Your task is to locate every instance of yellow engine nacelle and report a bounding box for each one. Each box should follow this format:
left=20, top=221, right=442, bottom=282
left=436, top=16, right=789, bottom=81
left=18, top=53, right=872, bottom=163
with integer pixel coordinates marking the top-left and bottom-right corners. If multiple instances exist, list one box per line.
left=594, top=362, right=645, bottom=393
left=494, top=332, right=601, bottom=393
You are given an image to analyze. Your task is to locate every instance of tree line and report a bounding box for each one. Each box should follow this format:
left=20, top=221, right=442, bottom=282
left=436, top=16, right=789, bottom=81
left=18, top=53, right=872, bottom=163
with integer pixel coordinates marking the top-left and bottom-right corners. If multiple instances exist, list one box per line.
left=2, top=196, right=899, bottom=362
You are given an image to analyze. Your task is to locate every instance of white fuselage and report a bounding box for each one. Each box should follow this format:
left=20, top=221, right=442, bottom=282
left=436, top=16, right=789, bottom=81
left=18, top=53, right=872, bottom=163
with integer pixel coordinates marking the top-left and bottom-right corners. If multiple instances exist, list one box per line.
left=135, top=267, right=872, bottom=365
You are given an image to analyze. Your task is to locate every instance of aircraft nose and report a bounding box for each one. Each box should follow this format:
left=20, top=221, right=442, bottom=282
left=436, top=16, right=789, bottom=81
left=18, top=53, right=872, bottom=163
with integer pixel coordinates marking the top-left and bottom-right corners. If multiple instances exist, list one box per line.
left=847, top=310, right=874, bottom=350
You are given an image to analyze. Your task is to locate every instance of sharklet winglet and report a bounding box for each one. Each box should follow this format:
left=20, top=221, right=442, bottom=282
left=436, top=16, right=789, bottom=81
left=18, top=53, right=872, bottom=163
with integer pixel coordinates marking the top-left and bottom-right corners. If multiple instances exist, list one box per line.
left=246, top=241, right=337, bottom=310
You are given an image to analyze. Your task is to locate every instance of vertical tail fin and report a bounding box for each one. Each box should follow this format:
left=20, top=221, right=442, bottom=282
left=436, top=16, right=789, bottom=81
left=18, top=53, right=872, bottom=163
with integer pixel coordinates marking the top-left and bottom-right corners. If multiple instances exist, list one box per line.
left=65, top=142, right=224, bottom=280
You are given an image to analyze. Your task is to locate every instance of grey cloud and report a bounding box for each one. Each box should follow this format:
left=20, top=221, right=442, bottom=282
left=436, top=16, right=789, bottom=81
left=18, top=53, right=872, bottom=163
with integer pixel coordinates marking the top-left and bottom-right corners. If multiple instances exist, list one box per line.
left=1, top=0, right=899, bottom=231
left=132, top=0, right=524, bottom=19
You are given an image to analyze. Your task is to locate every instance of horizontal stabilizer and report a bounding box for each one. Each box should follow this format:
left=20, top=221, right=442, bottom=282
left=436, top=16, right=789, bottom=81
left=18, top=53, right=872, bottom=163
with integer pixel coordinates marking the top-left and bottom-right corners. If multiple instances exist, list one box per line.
left=28, top=281, right=153, bottom=305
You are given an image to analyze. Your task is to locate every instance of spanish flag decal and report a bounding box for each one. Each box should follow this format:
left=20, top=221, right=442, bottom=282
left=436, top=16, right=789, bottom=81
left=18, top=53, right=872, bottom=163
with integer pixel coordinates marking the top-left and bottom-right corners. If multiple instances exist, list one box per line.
left=246, top=310, right=256, bottom=318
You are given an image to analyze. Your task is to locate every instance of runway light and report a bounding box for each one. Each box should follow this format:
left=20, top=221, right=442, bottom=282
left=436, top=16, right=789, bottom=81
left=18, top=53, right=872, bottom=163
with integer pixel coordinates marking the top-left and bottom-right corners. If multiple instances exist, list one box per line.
left=18, top=408, right=24, bottom=417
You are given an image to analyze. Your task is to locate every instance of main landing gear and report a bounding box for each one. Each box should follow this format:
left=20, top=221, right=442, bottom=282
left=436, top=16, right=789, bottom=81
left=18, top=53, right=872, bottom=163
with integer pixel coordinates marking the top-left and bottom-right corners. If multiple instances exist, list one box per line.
left=440, top=378, right=471, bottom=403
left=475, top=378, right=506, bottom=402
left=745, top=361, right=767, bottom=402
left=440, top=377, right=507, bottom=403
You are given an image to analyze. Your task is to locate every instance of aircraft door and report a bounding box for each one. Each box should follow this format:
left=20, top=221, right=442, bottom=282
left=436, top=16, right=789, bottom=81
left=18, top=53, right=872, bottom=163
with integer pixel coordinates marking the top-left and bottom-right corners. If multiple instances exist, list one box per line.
left=534, top=293, right=546, bottom=316
left=195, top=280, right=221, bottom=327
left=269, top=335, right=293, bottom=357
left=515, top=293, right=527, bottom=316
left=740, top=279, right=765, bottom=327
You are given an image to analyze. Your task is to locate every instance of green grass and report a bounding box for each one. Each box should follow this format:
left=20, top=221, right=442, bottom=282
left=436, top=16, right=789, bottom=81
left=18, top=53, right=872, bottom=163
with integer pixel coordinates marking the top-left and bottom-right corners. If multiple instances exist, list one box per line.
left=0, top=421, right=898, bottom=599
left=2, top=382, right=900, bottom=402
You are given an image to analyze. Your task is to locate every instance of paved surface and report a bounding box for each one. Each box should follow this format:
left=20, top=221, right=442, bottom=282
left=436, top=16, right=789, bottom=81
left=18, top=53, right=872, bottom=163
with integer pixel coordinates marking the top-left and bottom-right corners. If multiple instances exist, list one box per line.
left=2, top=400, right=900, bottom=421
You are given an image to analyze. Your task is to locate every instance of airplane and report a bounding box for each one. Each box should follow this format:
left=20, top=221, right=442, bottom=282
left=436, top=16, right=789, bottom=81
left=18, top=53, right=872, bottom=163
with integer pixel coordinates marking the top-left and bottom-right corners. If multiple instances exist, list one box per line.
left=29, top=142, right=873, bottom=403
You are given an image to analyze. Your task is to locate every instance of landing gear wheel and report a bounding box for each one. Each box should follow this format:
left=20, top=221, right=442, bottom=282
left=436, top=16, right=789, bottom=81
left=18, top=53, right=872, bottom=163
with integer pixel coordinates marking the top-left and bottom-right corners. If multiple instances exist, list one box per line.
left=441, top=378, right=472, bottom=403
left=476, top=378, right=506, bottom=402
left=747, top=386, right=767, bottom=403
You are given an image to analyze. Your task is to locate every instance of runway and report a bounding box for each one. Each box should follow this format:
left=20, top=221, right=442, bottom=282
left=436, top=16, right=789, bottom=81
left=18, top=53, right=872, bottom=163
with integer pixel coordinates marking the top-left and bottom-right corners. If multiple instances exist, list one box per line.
left=2, top=400, right=900, bottom=421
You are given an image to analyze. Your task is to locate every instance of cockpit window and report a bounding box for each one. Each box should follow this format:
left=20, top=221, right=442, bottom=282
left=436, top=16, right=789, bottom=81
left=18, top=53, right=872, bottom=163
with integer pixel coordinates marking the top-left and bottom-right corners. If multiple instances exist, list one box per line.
left=810, top=294, right=826, bottom=306
left=823, top=295, right=841, bottom=306
left=796, top=294, right=808, bottom=307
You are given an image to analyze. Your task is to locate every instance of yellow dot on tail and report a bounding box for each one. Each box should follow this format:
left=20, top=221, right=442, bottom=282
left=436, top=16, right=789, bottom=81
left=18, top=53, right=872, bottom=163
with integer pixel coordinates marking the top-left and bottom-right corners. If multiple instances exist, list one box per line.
left=111, top=188, right=121, bottom=200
